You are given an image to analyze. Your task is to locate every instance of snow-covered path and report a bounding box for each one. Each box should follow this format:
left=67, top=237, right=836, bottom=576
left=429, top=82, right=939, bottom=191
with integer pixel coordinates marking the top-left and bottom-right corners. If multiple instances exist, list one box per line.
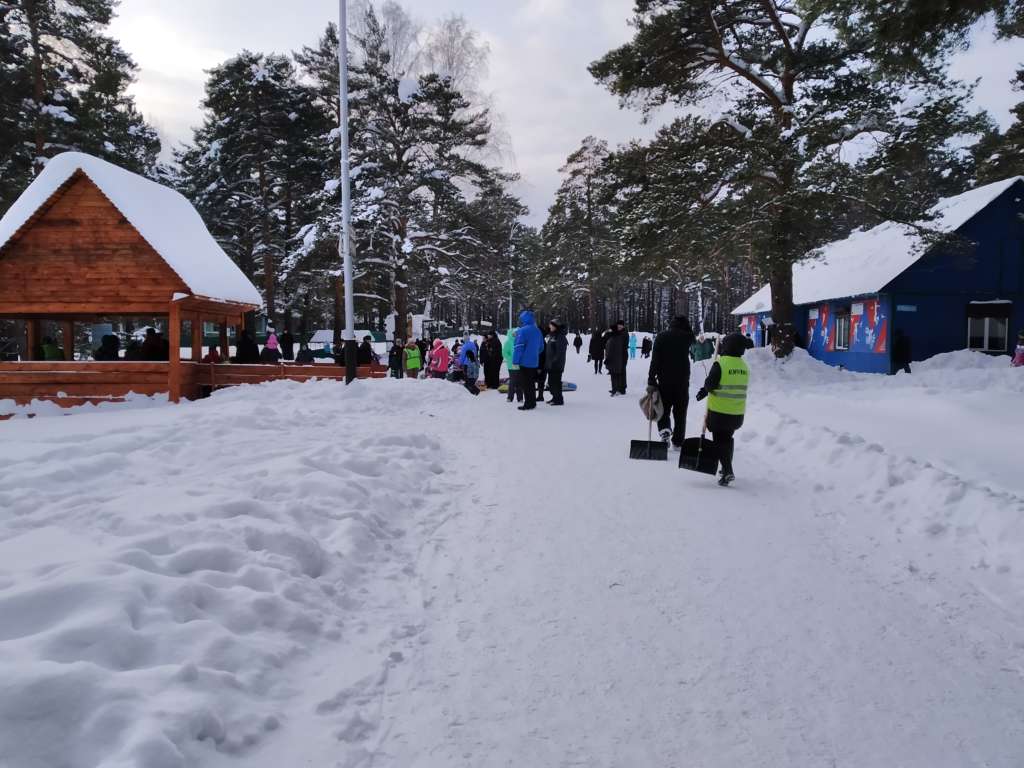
left=2, top=345, right=1023, bottom=767
left=368, top=351, right=1024, bottom=768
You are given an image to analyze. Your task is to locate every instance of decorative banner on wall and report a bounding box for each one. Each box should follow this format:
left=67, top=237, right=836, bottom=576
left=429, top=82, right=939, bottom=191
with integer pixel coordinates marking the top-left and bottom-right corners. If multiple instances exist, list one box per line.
left=806, top=298, right=887, bottom=356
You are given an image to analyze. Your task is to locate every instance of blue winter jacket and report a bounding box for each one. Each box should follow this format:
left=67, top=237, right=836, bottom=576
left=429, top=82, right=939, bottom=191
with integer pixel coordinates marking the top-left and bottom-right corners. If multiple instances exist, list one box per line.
left=458, top=339, right=478, bottom=366
left=512, top=311, right=544, bottom=368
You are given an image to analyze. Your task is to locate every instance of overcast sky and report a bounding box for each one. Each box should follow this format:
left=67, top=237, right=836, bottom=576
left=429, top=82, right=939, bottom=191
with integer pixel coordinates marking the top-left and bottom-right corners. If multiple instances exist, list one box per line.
left=109, top=1, right=1024, bottom=227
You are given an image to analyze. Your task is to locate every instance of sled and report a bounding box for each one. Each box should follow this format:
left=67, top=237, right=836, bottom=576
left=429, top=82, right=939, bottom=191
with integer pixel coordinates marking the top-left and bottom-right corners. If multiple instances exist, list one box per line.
left=630, top=418, right=668, bottom=462
left=550, top=381, right=578, bottom=393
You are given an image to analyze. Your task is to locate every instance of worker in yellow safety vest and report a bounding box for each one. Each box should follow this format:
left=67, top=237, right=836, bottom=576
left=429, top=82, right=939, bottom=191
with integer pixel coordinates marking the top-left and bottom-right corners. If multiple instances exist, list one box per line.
left=696, top=333, right=750, bottom=487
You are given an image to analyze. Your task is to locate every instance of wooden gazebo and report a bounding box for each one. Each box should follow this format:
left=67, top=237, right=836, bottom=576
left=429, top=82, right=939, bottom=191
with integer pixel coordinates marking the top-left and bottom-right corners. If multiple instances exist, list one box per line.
left=0, top=152, right=267, bottom=405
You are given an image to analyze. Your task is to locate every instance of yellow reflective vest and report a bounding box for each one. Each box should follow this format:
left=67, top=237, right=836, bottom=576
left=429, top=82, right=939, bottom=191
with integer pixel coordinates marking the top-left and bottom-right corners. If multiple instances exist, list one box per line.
left=708, top=356, right=749, bottom=416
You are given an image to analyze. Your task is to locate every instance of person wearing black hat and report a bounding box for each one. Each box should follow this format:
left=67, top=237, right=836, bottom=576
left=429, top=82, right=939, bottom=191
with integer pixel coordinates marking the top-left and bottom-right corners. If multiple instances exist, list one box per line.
left=480, top=330, right=503, bottom=390
left=696, top=333, right=751, bottom=487
left=604, top=320, right=629, bottom=396
left=357, top=335, right=375, bottom=365
left=544, top=319, right=569, bottom=406
left=647, top=316, right=696, bottom=447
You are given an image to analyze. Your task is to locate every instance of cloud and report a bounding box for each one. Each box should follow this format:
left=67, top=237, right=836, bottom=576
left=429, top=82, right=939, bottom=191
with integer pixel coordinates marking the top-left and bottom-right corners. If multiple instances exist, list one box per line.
left=112, top=0, right=655, bottom=225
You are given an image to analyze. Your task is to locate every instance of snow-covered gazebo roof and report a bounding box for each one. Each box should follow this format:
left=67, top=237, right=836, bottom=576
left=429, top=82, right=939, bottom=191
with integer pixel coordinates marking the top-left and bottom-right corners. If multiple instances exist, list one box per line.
left=0, top=152, right=262, bottom=306
left=733, top=176, right=1024, bottom=315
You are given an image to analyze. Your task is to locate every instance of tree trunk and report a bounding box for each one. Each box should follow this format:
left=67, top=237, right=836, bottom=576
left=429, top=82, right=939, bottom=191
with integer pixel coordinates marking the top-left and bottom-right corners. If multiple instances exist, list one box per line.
left=25, top=0, right=46, bottom=173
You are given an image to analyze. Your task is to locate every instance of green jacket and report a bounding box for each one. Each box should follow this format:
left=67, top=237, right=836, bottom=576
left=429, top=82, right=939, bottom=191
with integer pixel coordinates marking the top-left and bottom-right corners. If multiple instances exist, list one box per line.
left=502, top=330, right=519, bottom=371
left=42, top=343, right=64, bottom=360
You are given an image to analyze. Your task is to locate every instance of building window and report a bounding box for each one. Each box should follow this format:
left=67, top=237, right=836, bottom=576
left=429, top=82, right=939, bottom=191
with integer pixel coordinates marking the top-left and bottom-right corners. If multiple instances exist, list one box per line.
left=835, top=312, right=851, bottom=351
left=968, top=316, right=1009, bottom=352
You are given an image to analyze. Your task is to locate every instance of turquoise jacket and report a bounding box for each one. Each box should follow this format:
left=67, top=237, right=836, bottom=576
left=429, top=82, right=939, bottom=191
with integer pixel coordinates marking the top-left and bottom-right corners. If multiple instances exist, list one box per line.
left=502, top=329, right=519, bottom=371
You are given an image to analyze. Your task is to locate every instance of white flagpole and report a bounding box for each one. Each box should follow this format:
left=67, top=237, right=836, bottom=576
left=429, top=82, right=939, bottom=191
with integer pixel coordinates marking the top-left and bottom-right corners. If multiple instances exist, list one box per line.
left=338, top=0, right=357, bottom=383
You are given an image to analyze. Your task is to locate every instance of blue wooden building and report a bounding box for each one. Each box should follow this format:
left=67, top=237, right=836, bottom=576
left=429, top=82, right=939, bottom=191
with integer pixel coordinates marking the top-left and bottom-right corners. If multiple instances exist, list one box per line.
left=733, top=176, right=1024, bottom=373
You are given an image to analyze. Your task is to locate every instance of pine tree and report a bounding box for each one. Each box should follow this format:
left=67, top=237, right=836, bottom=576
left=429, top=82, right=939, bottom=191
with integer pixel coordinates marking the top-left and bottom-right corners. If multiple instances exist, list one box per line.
left=977, top=69, right=1024, bottom=182
left=177, top=52, right=322, bottom=324
left=0, top=0, right=160, bottom=196
left=591, top=0, right=990, bottom=354
left=539, top=137, right=618, bottom=330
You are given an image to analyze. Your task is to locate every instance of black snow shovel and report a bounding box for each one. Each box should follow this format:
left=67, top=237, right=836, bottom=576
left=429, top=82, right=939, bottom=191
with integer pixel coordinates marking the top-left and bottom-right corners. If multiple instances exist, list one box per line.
left=679, top=412, right=719, bottom=475
left=631, top=390, right=668, bottom=461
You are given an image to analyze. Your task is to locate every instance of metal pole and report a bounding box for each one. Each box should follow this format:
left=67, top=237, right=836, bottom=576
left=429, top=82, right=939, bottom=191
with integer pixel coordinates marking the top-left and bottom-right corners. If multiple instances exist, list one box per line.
left=339, top=0, right=358, bottom=384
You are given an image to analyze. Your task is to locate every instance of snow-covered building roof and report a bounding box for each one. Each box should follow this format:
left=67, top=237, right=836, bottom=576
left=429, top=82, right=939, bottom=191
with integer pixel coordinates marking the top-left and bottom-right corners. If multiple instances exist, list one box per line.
left=0, top=152, right=262, bottom=306
left=733, top=176, right=1024, bottom=316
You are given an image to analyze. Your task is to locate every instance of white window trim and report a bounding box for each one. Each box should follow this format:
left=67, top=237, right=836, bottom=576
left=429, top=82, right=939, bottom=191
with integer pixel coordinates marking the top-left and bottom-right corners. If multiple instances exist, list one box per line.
left=835, top=313, right=851, bottom=351
left=967, top=316, right=1009, bottom=353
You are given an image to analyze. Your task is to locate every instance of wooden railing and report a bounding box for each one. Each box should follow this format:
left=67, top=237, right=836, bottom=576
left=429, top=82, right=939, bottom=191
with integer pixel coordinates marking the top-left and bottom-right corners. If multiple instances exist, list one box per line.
left=0, top=360, right=389, bottom=408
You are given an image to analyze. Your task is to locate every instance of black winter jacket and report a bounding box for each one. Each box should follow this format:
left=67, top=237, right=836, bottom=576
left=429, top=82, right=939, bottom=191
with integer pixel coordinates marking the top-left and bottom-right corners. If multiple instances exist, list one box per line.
left=545, top=328, right=568, bottom=373
left=604, top=329, right=629, bottom=373
left=648, top=320, right=696, bottom=389
left=588, top=333, right=605, bottom=359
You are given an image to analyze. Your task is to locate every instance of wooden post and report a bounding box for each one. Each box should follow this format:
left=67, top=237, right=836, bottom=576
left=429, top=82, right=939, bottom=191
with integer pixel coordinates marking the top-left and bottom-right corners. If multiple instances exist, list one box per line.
left=169, top=302, right=182, bottom=403
left=191, top=316, right=203, bottom=362
left=219, top=320, right=230, bottom=361
left=26, top=320, right=40, bottom=361
left=61, top=320, right=74, bottom=361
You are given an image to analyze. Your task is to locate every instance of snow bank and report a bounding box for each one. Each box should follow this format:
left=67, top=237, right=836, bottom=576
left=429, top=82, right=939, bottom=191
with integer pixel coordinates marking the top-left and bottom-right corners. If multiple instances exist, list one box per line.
left=743, top=347, right=1024, bottom=606
left=0, top=379, right=469, bottom=768
left=0, top=392, right=170, bottom=419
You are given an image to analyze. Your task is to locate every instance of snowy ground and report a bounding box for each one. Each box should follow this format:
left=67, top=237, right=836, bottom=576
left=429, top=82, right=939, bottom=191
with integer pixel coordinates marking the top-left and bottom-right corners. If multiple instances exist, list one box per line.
left=2, top=344, right=1023, bottom=767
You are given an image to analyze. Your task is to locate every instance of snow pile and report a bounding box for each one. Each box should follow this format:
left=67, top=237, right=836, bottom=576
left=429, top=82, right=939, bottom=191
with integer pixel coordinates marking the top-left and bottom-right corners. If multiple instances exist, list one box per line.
left=744, top=347, right=1024, bottom=607
left=0, top=392, right=170, bottom=419
left=0, top=379, right=468, bottom=768
left=0, top=152, right=262, bottom=306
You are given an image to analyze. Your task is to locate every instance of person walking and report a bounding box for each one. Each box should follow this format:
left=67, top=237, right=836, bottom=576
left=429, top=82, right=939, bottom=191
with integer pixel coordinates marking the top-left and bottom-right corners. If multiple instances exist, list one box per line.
left=480, top=330, right=503, bottom=390
left=641, top=336, right=653, bottom=359
left=604, top=321, right=629, bottom=396
left=388, top=339, right=405, bottom=379
left=428, top=338, right=450, bottom=379
left=404, top=339, right=422, bottom=378
left=588, top=331, right=606, bottom=374
left=696, top=333, right=750, bottom=487
left=512, top=310, right=544, bottom=411
left=628, top=332, right=638, bottom=360
left=647, top=316, right=696, bottom=447
left=545, top=319, right=569, bottom=406
left=892, top=329, right=913, bottom=374
left=502, top=328, right=523, bottom=403
left=573, top=332, right=583, bottom=355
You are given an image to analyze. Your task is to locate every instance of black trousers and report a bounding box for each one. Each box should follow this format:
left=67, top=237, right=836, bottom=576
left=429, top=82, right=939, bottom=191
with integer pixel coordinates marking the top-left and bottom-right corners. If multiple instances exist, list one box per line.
left=484, top=363, right=501, bottom=389
left=657, top=384, right=688, bottom=445
left=506, top=370, right=523, bottom=401
left=593, top=358, right=603, bottom=373
left=536, top=368, right=547, bottom=400
left=391, top=367, right=404, bottom=379
left=713, top=428, right=736, bottom=476
left=548, top=370, right=564, bottom=404
left=520, top=367, right=537, bottom=409
left=610, top=370, right=627, bottom=394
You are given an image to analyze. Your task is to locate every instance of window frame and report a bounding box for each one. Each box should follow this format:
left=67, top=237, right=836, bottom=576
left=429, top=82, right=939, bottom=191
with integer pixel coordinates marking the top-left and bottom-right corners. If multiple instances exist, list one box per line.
left=967, top=315, right=1009, bottom=353
left=834, top=311, right=851, bottom=351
